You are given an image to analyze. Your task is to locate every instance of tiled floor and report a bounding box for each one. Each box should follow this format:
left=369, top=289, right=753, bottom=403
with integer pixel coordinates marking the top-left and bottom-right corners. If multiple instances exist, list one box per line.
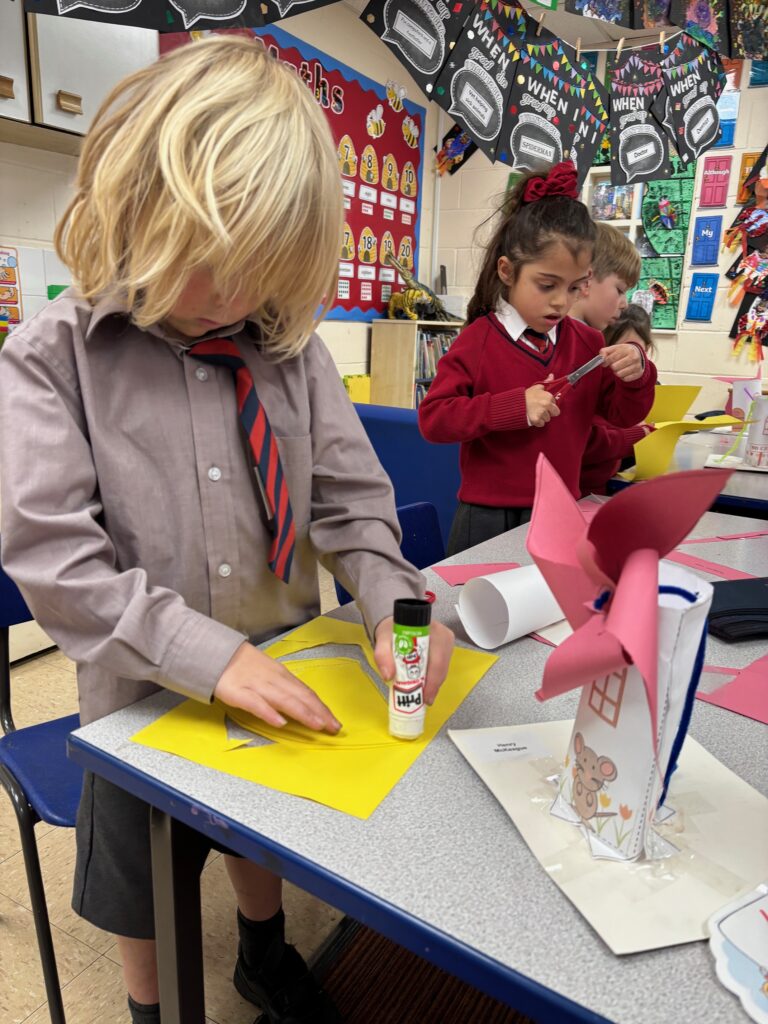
left=0, top=569, right=342, bottom=1024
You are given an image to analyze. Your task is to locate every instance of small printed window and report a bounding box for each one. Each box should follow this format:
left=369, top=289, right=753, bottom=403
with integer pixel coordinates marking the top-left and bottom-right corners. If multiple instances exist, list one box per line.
left=588, top=669, right=628, bottom=728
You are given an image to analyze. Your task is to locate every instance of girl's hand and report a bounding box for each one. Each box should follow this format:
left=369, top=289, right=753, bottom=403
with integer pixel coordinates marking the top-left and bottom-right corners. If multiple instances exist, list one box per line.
left=600, top=343, right=645, bottom=383
left=214, top=642, right=342, bottom=733
left=525, top=377, right=561, bottom=427
left=373, top=615, right=455, bottom=705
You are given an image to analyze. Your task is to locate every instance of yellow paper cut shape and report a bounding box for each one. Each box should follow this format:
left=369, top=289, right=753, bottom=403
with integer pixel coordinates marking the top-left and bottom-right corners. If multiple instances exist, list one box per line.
left=132, top=646, right=497, bottom=819
left=621, top=415, right=742, bottom=481
left=645, top=385, right=702, bottom=425
left=263, top=615, right=380, bottom=676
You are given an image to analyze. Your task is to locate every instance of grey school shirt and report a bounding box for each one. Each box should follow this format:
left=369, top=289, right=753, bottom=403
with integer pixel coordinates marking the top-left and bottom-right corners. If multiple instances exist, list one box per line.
left=0, top=291, right=424, bottom=725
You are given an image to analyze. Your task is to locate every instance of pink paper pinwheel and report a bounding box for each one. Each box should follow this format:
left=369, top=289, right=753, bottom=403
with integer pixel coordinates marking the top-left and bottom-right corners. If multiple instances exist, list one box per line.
left=526, top=457, right=731, bottom=740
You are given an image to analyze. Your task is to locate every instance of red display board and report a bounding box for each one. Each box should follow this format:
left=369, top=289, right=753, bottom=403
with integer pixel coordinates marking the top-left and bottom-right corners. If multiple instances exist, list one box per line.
left=161, top=26, right=425, bottom=321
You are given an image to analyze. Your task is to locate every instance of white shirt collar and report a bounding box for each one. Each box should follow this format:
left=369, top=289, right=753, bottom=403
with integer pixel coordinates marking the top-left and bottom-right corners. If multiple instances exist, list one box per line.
left=496, top=297, right=558, bottom=345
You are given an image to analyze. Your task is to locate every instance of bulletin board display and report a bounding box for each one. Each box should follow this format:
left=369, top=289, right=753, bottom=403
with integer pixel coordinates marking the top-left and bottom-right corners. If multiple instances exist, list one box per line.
left=160, top=26, right=425, bottom=322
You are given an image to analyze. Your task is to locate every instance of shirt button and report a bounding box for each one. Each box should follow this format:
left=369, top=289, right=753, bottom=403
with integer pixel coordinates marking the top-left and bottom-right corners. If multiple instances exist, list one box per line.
left=218, top=563, right=232, bottom=578
left=208, top=466, right=222, bottom=482
left=195, top=367, right=208, bottom=381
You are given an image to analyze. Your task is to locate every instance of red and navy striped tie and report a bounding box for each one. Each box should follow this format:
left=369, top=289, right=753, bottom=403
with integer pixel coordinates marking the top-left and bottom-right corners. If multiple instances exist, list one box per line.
left=522, top=327, right=553, bottom=360
left=189, top=339, right=295, bottom=583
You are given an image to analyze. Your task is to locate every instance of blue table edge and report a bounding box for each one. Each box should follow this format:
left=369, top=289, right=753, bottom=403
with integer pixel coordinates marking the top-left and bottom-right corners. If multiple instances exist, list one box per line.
left=67, top=732, right=613, bottom=1024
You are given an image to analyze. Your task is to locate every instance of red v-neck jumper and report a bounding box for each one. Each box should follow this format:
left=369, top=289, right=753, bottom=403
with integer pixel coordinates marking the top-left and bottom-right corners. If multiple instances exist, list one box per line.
left=418, top=313, right=657, bottom=507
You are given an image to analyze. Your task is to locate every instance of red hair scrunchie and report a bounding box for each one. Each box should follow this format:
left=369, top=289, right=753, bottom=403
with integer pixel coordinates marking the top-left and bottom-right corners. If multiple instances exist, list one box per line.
left=522, top=161, right=579, bottom=204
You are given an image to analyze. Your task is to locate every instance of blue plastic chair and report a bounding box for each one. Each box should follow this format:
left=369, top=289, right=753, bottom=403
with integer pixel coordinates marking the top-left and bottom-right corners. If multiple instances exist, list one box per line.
left=0, top=560, right=81, bottom=1024
left=335, top=502, right=446, bottom=606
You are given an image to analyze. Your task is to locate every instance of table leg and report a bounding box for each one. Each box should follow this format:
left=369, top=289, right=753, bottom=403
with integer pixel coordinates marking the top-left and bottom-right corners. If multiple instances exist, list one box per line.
left=150, top=807, right=206, bottom=1024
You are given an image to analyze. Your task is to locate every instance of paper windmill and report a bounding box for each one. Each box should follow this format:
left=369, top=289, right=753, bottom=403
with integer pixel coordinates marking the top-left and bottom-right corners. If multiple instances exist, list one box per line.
left=526, top=456, right=731, bottom=740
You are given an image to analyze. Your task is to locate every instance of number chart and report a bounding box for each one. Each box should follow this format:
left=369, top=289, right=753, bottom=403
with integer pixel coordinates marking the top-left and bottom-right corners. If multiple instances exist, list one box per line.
left=160, top=26, right=425, bottom=321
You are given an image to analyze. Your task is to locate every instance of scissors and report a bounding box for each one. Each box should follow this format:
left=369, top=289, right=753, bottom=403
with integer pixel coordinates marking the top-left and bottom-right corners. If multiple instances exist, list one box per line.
left=539, top=354, right=605, bottom=403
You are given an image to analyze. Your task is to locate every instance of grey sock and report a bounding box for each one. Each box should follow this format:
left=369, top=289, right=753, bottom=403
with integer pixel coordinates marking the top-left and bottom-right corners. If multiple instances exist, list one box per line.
left=127, top=994, right=161, bottom=1024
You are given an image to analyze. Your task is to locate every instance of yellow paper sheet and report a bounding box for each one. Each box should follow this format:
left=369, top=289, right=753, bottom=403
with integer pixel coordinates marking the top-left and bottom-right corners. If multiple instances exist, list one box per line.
left=264, top=616, right=379, bottom=676
left=644, top=385, right=701, bottom=425
left=132, top=647, right=498, bottom=818
left=621, top=415, right=742, bottom=481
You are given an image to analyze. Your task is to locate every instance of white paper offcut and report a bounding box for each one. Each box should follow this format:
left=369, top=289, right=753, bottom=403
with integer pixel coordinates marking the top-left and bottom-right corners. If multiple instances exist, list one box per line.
left=449, top=720, right=768, bottom=956
left=456, top=563, right=565, bottom=649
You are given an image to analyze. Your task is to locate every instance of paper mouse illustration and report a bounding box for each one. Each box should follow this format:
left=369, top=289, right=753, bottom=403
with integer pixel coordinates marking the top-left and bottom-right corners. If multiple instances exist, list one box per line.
left=572, top=732, right=617, bottom=823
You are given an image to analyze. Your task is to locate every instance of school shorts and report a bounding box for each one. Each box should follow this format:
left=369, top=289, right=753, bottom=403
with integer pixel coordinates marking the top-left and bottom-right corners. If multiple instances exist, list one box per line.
left=72, top=771, right=238, bottom=939
left=446, top=501, right=532, bottom=557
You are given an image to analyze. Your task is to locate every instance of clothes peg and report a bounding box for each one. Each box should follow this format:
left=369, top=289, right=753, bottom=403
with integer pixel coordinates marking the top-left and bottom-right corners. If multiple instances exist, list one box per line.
left=576, top=37, right=582, bottom=62
left=659, top=30, right=666, bottom=53
left=536, top=11, right=545, bottom=35
left=616, top=37, right=625, bottom=60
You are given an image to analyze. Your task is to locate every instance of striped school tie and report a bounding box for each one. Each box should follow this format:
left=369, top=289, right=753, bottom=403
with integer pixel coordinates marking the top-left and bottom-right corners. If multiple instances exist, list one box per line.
left=189, top=338, right=295, bottom=583
left=522, top=327, right=553, bottom=359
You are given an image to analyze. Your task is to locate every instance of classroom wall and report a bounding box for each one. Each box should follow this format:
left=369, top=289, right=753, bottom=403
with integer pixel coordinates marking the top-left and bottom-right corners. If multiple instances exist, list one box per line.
left=0, top=0, right=441, bottom=378
left=436, top=57, right=768, bottom=415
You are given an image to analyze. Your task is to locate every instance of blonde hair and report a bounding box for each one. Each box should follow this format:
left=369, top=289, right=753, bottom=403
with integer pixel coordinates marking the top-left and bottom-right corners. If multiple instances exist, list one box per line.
left=55, top=35, right=343, bottom=358
left=591, top=223, right=641, bottom=289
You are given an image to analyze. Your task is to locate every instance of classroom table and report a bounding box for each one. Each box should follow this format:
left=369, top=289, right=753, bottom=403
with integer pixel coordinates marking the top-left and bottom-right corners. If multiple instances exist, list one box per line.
left=67, top=509, right=768, bottom=1024
left=608, top=431, right=768, bottom=516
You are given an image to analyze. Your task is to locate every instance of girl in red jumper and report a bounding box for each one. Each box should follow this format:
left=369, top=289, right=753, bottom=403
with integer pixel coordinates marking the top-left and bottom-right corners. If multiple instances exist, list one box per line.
left=418, top=162, right=657, bottom=554
left=580, top=305, right=657, bottom=495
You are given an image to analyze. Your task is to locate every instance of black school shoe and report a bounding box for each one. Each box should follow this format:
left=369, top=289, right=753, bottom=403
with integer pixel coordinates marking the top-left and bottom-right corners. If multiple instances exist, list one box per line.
left=233, top=932, right=341, bottom=1023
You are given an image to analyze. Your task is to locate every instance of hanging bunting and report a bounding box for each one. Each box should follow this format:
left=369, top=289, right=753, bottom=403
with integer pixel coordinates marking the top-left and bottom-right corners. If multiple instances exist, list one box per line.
left=652, top=34, right=724, bottom=169
left=608, top=48, right=670, bottom=186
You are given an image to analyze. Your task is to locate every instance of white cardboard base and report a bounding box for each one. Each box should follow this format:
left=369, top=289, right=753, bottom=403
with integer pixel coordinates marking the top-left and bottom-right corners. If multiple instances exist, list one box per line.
left=449, top=720, right=768, bottom=955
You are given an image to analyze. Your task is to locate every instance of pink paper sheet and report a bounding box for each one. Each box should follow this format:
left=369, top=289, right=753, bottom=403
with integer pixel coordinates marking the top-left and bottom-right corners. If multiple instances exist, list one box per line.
left=432, top=563, right=520, bottom=586
left=680, top=530, right=768, bottom=545
left=665, top=550, right=755, bottom=580
left=697, top=655, right=768, bottom=725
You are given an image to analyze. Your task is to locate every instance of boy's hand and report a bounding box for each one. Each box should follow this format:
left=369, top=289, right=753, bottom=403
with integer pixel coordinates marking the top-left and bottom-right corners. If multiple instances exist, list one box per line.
left=525, top=376, right=560, bottom=427
left=373, top=615, right=455, bottom=705
left=600, top=343, right=645, bottom=383
left=214, top=642, right=342, bottom=733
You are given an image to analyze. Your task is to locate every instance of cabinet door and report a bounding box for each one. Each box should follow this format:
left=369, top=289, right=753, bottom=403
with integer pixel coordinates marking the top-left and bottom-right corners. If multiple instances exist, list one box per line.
left=29, top=13, right=157, bottom=135
left=0, top=0, right=31, bottom=124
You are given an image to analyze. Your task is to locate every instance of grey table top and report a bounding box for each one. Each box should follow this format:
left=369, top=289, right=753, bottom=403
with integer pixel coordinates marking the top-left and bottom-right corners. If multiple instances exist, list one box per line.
left=71, top=509, right=768, bottom=1024
left=674, top=431, right=768, bottom=505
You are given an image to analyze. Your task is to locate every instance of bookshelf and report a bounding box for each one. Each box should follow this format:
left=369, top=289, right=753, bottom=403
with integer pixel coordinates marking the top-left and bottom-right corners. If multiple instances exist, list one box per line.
left=582, top=166, right=645, bottom=245
left=369, top=319, right=464, bottom=409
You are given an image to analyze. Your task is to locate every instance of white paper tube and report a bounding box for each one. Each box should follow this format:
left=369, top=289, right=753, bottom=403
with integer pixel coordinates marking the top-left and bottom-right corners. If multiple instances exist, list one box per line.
left=457, top=563, right=564, bottom=650
left=744, top=396, right=768, bottom=468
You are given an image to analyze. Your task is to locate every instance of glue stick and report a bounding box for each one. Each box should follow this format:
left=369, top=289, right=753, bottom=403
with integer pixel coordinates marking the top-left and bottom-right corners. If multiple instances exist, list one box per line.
left=390, top=598, right=431, bottom=740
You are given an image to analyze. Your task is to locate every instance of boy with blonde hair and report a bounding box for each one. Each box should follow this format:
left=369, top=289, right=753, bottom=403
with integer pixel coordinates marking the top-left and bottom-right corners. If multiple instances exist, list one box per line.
left=0, top=37, right=453, bottom=1024
left=570, top=222, right=642, bottom=331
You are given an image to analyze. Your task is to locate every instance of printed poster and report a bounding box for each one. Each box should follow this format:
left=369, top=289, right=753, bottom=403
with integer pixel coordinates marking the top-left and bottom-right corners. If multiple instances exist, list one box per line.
left=699, top=154, right=732, bottom=207
left=607, top=49, right=668, bottom=185
left=691, top=215, right=723, bottom=265
left=0, top=246, right=23, bottom=329
left=24, top=0, right=339, bottom=30
left=714, top=91, right=739, bottom=147
left=160, top=26, right=425, bottom=321
left=654, top=34, right=724, bottom=168
left=685, top=273, right=719, bottom=321
left=738, top=152, right=762, bottom=204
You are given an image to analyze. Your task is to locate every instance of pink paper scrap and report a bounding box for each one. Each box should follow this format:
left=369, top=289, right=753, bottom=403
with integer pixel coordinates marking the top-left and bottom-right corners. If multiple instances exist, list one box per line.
left=697, top=655, right=768, bottom=725
left=680, top=530, right=768, bottom=545
left=665, top=550, right=755, bottom=581
left=432, top=563, right=521, bottom=586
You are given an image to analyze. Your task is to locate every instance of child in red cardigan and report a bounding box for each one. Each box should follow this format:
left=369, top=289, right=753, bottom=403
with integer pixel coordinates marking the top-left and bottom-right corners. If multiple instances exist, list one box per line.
left=580, top=305, right=657, bottom=495
left=418, top=162, right=657, bottom=554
